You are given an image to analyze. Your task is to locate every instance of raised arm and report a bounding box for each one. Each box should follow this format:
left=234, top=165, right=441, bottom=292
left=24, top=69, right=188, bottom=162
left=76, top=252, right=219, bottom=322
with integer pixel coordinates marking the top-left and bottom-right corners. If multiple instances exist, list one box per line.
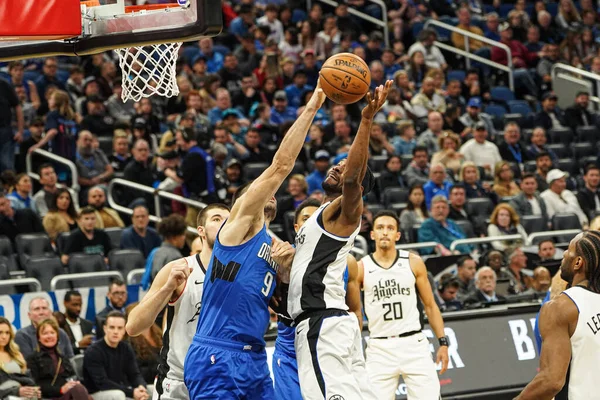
left=345, top=255, right=363, bottom=330
left=220, top=83, right=326, bottom=246
left=338, top=81, right=392, bottom=228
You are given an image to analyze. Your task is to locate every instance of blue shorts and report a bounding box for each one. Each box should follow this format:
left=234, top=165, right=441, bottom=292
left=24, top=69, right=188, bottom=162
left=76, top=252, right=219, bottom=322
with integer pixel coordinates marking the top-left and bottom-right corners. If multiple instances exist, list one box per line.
left=184, top=336, right=274, bottom=400
left=272, top=349, right=302, bottom=400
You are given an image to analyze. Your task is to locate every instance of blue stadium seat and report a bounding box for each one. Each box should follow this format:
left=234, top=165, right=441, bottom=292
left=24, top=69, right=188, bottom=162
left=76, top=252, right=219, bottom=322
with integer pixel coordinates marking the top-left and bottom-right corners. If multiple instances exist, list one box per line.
left=491, top=86, right=516, bottom=103
left=412, top=22, right=425, bottom=39
left=23, top=71, right=40, bottom=82
left=508, top=100, right=533, bottom=115
left=182, top=46, right=200, bottom=64
left=484, top=104, right=506, bottom=120
left=547, top=2, right=558, bottom=17
left=499, top=4, right=514, bottom=17
left=447, top=70, right=466, bottom=83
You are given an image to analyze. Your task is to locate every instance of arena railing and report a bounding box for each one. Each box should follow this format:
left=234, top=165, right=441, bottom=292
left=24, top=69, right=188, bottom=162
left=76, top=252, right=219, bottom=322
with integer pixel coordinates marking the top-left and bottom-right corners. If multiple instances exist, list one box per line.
left=309, top=0, right=389, bottom=48
left=26, top=148, right=80, bottom=192
left=0, top=278, right=42, bottom=293
left=526, top=229, right=581, bottom=246
left=50, top=271, right=123, bottom=291
left=423, top=19, right=515, bottom=91
left=396, top=242, right=438, bottom=251
left=449, top=234, right=524, bottom=251
left=127, top=268, right=146, bottom=285
left=551, top=63, right=600, bottom=109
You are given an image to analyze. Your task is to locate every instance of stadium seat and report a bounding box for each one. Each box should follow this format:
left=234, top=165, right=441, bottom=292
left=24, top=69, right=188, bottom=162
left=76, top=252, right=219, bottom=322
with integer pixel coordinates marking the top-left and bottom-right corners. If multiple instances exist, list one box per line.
left=508, top=100, right=533, bottom=116
left=108, top=249, right=145, bottom=277
left=410, top=225, right=422, bottom=243
left=548, top=127, right=574, bottom=146
left=56, top=232, right=71, bottom=256
left=490, top=86, right=515, bottom=103
left=15, top=233, right=54, bottom=268
left=523, top=161, right=537, bottom=173
left=366, top=203, right=384, bottom=216
left=245, top=163, right=269, bottom=180
left=503, top=113, right=523, bottom=126
left=25, top=256, right=63, bottom=291
left=68, top=253, right=107, bottom=274
left=0, top=236, right=18, bottom=272
left=390, top=203, right=408, bottom=216
left=97, top=136, right=113, bottom=156
left=283, top=211, right=296, bottom=243
left=576, top=126, right=600, bottom=143
left=368, top=155, right=388, bottom=172
left=466, top=198, right=494, bottom=217
left=546, top=143, right=570, bottom=158
left=400, top=155, right=413, bottom=171
left=556, top=158, right=578, bottom=176
left=520, top=215, right=546, bottom=234
left=484, top=104, right=506, bottom=121
left=71, top=355, right=84, bottom=380
left=382, top=187, right=410, bottom=207
left=447, top=70, right=466, bottom=83
left=572, top=142, right=596, bottom=162
left=455, top=220, right=475, bottom=238
left=105, top=227, right=123, bottom=249
left=552, top=213, right=582, bottom=243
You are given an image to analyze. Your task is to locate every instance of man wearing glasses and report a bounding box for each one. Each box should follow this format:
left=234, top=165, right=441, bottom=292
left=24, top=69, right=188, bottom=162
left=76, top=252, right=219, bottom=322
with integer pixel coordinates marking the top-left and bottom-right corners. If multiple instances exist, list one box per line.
left=95, top=279, right=128, bottom=340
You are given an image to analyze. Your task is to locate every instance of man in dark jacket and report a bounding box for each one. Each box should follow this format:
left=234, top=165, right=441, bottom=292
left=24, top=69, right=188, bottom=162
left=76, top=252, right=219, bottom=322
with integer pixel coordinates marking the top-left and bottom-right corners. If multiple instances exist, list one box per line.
left=498, top=122, right=532, bottom=178
left=463, top=267, right=506, bottom=306
left=533, top=91, right=566, bottom=131
left=59, top=290, right=95, bottom=355
left=509, top=173, right=549, bottom=222
left=0, top=192, right=43, bottom=246
left=576, top=163, right=600, bottom=221
left=564, top=91, right=595, bottom=133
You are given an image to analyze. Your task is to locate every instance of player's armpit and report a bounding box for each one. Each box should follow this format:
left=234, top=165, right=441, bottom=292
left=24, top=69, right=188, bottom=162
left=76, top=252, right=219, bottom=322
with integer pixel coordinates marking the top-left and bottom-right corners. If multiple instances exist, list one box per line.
left=345, top=255, right=363, bottom=330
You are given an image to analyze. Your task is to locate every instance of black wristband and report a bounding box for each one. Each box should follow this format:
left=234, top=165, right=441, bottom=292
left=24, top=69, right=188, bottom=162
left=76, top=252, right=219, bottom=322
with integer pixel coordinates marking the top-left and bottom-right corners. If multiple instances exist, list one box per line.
left=438, top=336, right=449, bottom=347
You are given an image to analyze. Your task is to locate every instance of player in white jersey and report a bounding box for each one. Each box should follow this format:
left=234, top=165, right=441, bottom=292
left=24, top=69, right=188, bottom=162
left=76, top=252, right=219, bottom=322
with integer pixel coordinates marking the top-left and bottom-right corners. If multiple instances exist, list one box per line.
left=358, top=210, right=449, bottom=400
left=288, top=80, right=392, bottom=400
left=517, top=230, right=600, bottom=400
left=126, top=204, right=230, bottom=400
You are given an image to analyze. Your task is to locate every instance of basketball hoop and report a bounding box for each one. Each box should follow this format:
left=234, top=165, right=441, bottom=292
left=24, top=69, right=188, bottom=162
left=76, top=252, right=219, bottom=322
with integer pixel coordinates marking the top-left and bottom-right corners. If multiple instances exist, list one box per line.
left=114, top=42, right=182, bottom=102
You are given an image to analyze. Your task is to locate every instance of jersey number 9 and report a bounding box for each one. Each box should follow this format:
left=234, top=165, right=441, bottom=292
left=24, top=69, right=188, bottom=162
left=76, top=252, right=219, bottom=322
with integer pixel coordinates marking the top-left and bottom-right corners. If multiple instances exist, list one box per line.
left=261, top=272, right=274, bottom=296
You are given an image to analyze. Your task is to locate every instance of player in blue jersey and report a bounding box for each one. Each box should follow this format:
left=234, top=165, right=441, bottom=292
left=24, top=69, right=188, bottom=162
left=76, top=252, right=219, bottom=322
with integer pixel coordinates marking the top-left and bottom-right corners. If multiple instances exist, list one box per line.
left=270, top=198, right=363, bottom=400
left=183, top=82, right=327, bottom=400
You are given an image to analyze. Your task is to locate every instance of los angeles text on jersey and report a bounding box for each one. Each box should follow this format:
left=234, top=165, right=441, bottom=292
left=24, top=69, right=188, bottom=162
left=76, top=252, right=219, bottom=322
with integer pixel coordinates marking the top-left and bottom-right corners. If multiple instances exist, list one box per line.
left=372, top=278, right=412, bottom=302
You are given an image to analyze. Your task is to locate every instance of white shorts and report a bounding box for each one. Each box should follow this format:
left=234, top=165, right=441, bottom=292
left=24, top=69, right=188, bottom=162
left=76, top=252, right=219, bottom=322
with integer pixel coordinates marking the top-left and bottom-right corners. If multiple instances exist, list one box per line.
left=295, top=310, right=376, bottom=400
left=366, top=332, right=440, bottom=400
left=152, top=376, right=189, bottom=400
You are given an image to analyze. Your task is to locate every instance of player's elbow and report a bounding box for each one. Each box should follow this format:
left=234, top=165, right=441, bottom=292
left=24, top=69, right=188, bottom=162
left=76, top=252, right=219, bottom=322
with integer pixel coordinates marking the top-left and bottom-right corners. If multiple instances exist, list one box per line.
left=125, top=320, right=142, bottom=337
left=271, top=159, right=294, bottom=175
left=548, top=376, right=566, bottom=394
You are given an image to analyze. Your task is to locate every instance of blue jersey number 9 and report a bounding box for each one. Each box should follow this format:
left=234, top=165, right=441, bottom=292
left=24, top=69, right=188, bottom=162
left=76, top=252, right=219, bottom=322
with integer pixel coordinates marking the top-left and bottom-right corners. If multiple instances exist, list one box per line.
left=261, top=272, right=274, bottom=296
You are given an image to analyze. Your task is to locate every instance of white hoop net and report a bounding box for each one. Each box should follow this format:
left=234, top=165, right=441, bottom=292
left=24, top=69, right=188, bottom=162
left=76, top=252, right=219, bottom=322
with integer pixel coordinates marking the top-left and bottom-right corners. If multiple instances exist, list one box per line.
left=114, top=42, right=183, bottom=102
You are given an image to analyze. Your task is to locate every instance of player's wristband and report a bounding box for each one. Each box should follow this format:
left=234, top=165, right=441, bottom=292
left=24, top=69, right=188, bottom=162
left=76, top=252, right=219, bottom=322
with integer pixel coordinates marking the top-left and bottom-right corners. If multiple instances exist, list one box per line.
left=438, top=336, right=449, bottom=347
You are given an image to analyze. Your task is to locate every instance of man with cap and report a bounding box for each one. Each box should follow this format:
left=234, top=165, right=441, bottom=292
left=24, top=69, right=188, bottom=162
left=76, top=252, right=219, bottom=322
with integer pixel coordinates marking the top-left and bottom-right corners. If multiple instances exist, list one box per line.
left=297, top=48, right=320, bottom=88
left=565, top=91, right=595, bottom=132
left=459, top=120, right=502, bottom=174
left=534, top=91, right=566, bottom=131
left=285, top=70, right=312, bottom=109
left=81, top=95, right=115, bottom=137
left=17, top=117, right=46, bottom=173
left=540, top=169, right=589, bottom=228
left=306, top=150, right=330, bottom=194
left=270, top=90, right=297, bottom=125
left=224, top=158, right=245, bottom=202
left=459, top=96, right=496, bottom=138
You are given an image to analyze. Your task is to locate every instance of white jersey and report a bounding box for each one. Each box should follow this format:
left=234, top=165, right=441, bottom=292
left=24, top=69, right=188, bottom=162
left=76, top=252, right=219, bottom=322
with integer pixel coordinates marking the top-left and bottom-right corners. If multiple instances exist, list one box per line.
left=362, top=250, right=422, bottom=338
left=563, top=286, right=600, bottom=400
left=288, top=202, right=360, bottom=319
left=157, top=254, right=206, bottom=384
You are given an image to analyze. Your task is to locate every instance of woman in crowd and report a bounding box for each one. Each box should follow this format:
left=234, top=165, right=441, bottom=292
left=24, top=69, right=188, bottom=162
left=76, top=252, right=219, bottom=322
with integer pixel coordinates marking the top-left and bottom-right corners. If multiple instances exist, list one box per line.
left=299, top=21, right=326, bottom=60
left=125, top=303, right=162, bottom=385
left=487, top=203, right=528, bottom=252
left=555, top=0, right=581, bottom=28
left=378, top=155, right=406, bottom=191
left=459, top=162, right=496, bottom=201
left=7, top=173, right=33, bottom=210
left=399, top=184, right=428, bottom=240
left=492, top=161, right=521, bottom=198
left=368, top=123, right=395, bottom=156
left=393, top=70, right=415, bottom=102
left=43, top=188, right=79, bottom=245
left=431, top=131, right=463, bottom=178
left=405, top=51, right=428, bottom=88
left=26, top=319, right=90, bottom=400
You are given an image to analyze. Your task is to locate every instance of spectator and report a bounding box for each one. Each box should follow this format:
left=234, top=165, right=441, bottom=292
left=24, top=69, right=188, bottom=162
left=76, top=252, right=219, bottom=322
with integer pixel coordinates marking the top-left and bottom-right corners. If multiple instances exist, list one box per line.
left=484, top=12, right=501, bottom=41
left=35, top=57, right=65, bottom=101
left=510, top=173, right=549, bottom=221
left=8, top=61, right=41, bottom=111
left=423, top=164, right=453, bottom=210
left=459, top=162, right=496, bottom=201
left=125, top=303, right=162, bottom=385
left=244, top=128, right=275, bottom=164
left=285, top=70, right=312, bottom=109
left=464, top=267, right=506, bottom=305
left=33, top=164, right=78, bottom=217
left=213, top=124, right=249, bottom=165
left=407, top=29, right=447, bottom=70
left=131, top=99, right=161, bottom=135
left=58, top=290, right=95, bottom=354
left=326, top=120, right=353, bottom=155
left=0, top=192, right=43, bottom=245
left=534, top=152, right=553, bottom=192
left=410, top=78, right=446, bottom=119
left=459, top=121, right=502, bottom=175
left=17, top=117, right=45, bottom=173
left=576, top=163, right=600, bottom=221
left=151, top=214, right=188, bottom=280
left=380, top=49, right=402, bottom=80
left=123, top=139, right=156, bottom=207
left=61, top=206, right=112, bottom=266
left=0, top=73, right=23, bottom=173
left=95, top=61, right=117, bottom=100
left=368, top=123, right=395, bottom=156
left=456, top=256, right=477, bottom=299
left=75, top=77, right=101, bottom=117
left=487, top=204, right=528, bottom=251
left=26, top=318, right=90, bottom=400
left=399, top=184, right=428, bottom=237
left=87, top=186, right=125, bottom=229
left=7, top=173, right=33, bottom=211
left=106, top=79, right=135, bottom=125
left=198, top=38, right=225, bottom=74
left=536, top=43, right=562, bottom=93
left=95, top=280, right=128, bottom=340
left=43, top=188, right=78, bottom=244
left=76, top=130, right=113, bottom=198
left=492, top=160, right=521, bottom=198
left=461, top=70, right=491, bottom=103
left=564, top=91, right=594, bottom=132
left=277, top=175, right=308, bottom=217
left=270, top=90, right=297, bottom=125
left=394, top=70, right=415, bottom=102
left=523, top=266, right=552, bottom=297
left=431, top=131, right=463, bottom=177
left=459, top=98, right=496, bottom=140
left=378, top=155, right=406, bottom=190
left=507, top=9, right=529, bottom=43
left=498, top=122, right=532, bottom=168
left=108, top=130, right=132, bottom=174
left=418, top=195, right=473, bottom=255
left=84, top=312, right=149, bottom=400
left=391, top=120, right=417, bottom=156
left=451, top=7, right=485, bottom=52
left=447, top=183, right=484, bottom=236
left=540, top=169, right=589, bottom=227
left=403, top=146, right=430, bottom=187
left=538, top=239, right=565, bottom=261
left=527, top=127, right=559, bottom=163
left=307, top=150, right=330, bottom=194
left=533, top=91, right=566, bottom=131
left=15, top=297, right=74, bottom=359
left=257, top=4, right=284, bottom=44
left=555, top=0, right=581, bottom=29
left=80, top=95, right=115, bottom=137
left=503, top=247, right=529, bottom=294
left=444, top=82, right=466, bottom=115
left=416, top=111, right=444, bottom=154
left=224, top=159, right=245, bottom=202
left=525, top=25, right=545, bottom=53
left=434, top=274, right=462, bottom=312
left=120, top=205, right=161, bottom=258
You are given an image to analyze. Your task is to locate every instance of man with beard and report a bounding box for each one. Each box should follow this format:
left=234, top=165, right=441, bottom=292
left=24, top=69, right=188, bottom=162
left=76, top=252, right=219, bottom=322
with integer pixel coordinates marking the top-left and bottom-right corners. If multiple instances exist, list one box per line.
left=61, top=206, right=112, bottom=266
left=75, top=130, right=113, bottom=199
left=87, top=186, right=125, bottom=229
left=184, top=81, right=327, bottom=399
left=516, top=231, right=600, bottom=400
left=287, top=81, right=392, bottom=400
left=127, top=204, right=230, bottom=400
left=60, top=290, right=95, bottom=354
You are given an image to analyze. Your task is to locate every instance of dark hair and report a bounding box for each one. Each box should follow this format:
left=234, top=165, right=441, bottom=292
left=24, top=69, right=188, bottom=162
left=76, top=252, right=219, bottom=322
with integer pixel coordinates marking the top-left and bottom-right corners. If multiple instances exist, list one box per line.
left=438, top=273, right=460, bottom=291
left=406, top=184, right=429, bottom=217
left=538, top=239, right=555, bottom=250
left=104, top=311, right=126, bottom=325
left=521, top=172, right=536, bottom=181
left=197, top=203, right=230, bottom=227
left=535, top=151, right=551, bottom=161
left=37, top=163, right=54, bottom=176
left=294, top=198, right=321, bottom=224
left=450, top=183, right=466, bottom=195
left=158, top=214, right=188, bottom=239
left=584, top=163, right=600, bottom=175
left=385, top=155, right=401, bottom=169
left=412, top=145, right=428, bottom=156
left=576, top=91, right=590, bottom=97
left=49, top=188, right=77, bottom=219
left=575, top=230, right=600, bottom=293
left=466, top=68, right=479, bottom=77
left=372, top=210, right=400, bottom=231
left=64, top=290, right=81, bottom=302
left=109, top=278, right=125, bottom=290
left=457, top=255, right=474, bottom=268
left=232, top=181, right=253, bottom=205
left=78, top=206, right=96, bottom=218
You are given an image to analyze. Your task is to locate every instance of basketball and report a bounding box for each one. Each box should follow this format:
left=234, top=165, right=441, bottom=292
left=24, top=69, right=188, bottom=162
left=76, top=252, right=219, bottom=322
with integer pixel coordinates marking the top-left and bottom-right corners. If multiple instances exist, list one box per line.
left=319, top=53, right=371, bottom=105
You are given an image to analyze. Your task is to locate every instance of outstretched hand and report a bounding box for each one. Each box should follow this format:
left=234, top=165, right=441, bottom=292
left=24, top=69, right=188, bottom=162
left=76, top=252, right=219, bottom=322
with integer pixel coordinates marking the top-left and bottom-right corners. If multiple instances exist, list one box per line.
left=361, top=80, right=393, bottom=119
left=308, top=78, right=327, bottom=109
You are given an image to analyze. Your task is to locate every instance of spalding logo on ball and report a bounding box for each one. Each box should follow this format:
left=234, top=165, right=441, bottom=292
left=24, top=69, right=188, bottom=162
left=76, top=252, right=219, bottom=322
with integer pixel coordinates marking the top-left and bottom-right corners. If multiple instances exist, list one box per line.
left=319, top=53, right=371, bottom=105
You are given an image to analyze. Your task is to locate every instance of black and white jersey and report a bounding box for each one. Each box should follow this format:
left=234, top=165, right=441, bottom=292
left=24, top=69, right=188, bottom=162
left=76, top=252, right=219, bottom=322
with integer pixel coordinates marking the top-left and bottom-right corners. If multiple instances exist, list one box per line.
left=288, top=202, right=360, bottom=319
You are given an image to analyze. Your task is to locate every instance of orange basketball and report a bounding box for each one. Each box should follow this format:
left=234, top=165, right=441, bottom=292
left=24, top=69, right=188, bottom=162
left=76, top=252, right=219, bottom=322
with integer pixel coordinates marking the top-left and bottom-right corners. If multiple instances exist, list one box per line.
left=319, top=53, right=371, bottom=105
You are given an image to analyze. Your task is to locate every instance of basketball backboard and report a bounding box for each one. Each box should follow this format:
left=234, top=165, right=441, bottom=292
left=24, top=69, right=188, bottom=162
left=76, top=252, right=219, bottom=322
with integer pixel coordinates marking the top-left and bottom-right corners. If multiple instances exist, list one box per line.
left=0, top=0, right=222, bottom=61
